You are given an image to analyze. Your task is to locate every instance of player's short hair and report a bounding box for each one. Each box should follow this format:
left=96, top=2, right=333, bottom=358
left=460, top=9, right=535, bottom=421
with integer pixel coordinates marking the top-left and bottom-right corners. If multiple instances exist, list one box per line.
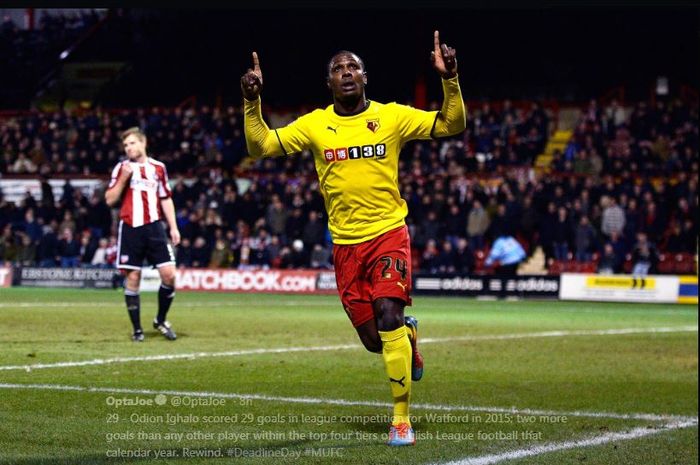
left=327, top=50, right=365, bottom=75
left=121, top=126, right=147, bottom=142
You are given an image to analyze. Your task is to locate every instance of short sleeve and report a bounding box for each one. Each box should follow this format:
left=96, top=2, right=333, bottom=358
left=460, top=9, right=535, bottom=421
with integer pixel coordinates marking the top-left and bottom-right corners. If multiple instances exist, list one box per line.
left=107, top=162, right=123, bottom=189
left=158, top=164, right=172, bottom=198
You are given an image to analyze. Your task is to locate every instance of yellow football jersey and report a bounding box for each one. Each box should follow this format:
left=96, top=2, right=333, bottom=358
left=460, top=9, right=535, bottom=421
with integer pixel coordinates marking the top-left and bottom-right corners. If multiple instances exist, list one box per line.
left=244, top=76, right=465, bottom=245
left=274, top=101, right=438, bottom=244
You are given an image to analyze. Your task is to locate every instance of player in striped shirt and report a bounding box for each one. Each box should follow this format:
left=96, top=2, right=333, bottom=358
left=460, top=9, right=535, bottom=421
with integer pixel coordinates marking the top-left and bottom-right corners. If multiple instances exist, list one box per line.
left=105, top=127, right=181, bottom=342
left=241, top=31, right=466, bottom=446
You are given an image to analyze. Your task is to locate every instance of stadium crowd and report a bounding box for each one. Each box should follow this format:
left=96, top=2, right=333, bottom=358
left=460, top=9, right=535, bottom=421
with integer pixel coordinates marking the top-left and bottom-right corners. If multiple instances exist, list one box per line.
left=0, top=95, right=697, bottom=274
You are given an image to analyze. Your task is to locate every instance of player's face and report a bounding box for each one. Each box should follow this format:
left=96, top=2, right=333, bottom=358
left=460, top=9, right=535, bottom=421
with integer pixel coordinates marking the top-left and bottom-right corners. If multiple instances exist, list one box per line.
left=327, top=53, right=366, bottom=101
left=123, top=134, right=146, bottom=160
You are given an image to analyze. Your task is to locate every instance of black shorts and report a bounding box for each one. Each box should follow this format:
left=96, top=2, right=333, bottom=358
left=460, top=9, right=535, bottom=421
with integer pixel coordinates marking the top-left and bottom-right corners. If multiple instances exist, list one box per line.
left=117, top=220, right=176, bottom=270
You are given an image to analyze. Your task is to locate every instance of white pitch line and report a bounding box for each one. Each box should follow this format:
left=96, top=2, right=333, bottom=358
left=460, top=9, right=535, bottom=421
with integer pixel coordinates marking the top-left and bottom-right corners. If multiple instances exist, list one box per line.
left=0, top=301, right=333, bottom=308
left=432, top=419, right=698, bottom=465
left=1, top=301, right=696, bottom=314
left=0, top=326, right=696, bottom=372
left=0, top=383, right=696, bottom=424
left=420, top=325, right=699, bottom=344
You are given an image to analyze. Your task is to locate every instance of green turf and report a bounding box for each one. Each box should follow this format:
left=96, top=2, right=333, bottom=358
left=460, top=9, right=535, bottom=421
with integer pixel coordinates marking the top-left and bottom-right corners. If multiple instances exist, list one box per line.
left=0, top=288, right=697, bottom=464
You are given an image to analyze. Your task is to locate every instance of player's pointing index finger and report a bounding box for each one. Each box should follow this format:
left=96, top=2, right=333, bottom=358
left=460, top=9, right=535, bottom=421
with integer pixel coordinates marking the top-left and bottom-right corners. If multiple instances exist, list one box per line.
left=433, top=30, right=440, bottom=53
left=252, top=51, right=260, bottom=72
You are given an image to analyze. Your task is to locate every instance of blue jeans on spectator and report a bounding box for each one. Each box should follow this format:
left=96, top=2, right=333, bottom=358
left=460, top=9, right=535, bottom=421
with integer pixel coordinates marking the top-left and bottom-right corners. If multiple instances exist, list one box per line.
left=40, top=259, right=58, bottom=267
left=576, top=250, right=592, bottom=262
left=61, top=257, right=80, bottom=268
left=553, top=242, right=569, bottom=260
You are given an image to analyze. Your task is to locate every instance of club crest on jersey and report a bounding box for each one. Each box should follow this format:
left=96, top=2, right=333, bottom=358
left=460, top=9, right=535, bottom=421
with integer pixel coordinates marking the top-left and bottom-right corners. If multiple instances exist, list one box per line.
left=120, top=255, right=129, bottom=263
left=366, top=119, right=380, bottom=133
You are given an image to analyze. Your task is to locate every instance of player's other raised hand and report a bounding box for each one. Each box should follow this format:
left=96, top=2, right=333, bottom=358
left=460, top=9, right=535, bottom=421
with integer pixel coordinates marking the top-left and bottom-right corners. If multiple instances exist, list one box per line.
left=241, top=51, right=263, bottom=100
left=430, top=30, right=457, bottom=79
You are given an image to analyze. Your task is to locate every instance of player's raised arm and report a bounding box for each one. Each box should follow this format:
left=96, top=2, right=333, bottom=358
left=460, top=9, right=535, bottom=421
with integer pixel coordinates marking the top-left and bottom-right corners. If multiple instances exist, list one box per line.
left=430, top=30, right=466, bottom=137
left=241, top=51, right=286, bottom=157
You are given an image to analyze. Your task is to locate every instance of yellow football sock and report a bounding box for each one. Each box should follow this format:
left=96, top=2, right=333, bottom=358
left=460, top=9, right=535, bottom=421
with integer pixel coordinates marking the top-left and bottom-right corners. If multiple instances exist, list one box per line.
left=379, top=326, right=412, bottom=426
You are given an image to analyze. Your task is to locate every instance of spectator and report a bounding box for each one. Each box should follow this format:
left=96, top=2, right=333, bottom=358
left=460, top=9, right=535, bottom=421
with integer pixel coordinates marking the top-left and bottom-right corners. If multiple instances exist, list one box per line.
left=285, top=208, right=306, bottom=243
left=484, top=234, right=526, bottom=276
left=10, top=153, right=37, bottom=174
left=454, top=237, right=475, bottom=274
left=421, top=239, right=439, bottom=273
left=105, top=236, right=118, bottom=267
left=301, top=211, right=325, bottom=248
left=444, top=204, right=466, bottom=245
left=190, top=236, right=210, bottom=267
left=630, top=231, right=659, bottom=277
left=309, top=244, right=331, bottom=269
left=434, top=240, right=457, bottom=273
left=607, top=231, right=628, bottom=270
left=79, top=229, right=99, bottom=264
left=176, top=238, right=193, bottom=268
left=600, top=195, right=626, bottom=240
left=0, top=225, right=17, bottom=264
left=597, top=243, right=621, bottom=274
left=209, top=238, right=233, bottom=268
left=539, top=201, right=558, bottom=266
left=15, top=233, right=37, bottom=266
left=267, top=235, right=283, bottom=267
left=518, top=195, right=538, bottom=254
left=552, top=207, right=572, bottom=260
left=265, top=195, right=288, bottom=239
left=57, top=227, right=81, bottom=267
left=467, top=199, right=489, bottom=250
left=36, top=220, right=60, bottom=267
left=91, top=237, right=110, bottom=268
left=58, top=210, right=77, bottom=236
left=85, top=193, right=112, bottom=238
left=22, top=209, right=43, bottom=243
left=574, top=215, right=597, bottom=262
left=280, top=239, right=307, bottom=268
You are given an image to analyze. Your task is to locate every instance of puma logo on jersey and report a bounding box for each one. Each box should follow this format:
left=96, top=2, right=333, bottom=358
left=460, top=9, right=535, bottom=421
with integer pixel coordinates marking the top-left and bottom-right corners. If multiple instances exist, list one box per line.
left=396, top=281, right=407, bottom=291
left=389, top=376, right=406, bottom=387
left=326, top=125, right=338, bottom=134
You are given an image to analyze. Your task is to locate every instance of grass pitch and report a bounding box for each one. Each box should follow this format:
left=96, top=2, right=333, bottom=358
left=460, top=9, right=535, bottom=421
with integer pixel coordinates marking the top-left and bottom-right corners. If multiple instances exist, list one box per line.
left=0, top=287, right=697, bottom=465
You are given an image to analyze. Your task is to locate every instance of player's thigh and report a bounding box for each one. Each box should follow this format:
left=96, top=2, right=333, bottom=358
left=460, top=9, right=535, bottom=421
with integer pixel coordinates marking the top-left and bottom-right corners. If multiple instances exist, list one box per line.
left=117, top=221, right=147, bottom=270
left=145, top=221, right=176, bottom=267
left=366, top=226, right=412, bottom=305
left=333, top=243, right=374, bottom=328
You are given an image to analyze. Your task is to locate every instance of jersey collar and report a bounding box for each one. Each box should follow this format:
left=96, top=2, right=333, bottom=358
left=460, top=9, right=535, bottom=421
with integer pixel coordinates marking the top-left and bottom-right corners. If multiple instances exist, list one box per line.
left=332, top=100, right=372, bottom=117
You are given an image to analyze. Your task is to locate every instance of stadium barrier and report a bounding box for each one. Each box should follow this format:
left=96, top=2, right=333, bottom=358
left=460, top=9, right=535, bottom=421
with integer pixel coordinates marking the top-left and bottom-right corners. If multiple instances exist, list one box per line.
left=413, top=274, right=560, bottom=299
left=4, top=267, right=696, bottom=304
left=559, top=273, right=698, bottom=305
left=11, top=267, right=118, bottom=288
left=139, top=268, right=338, bottom=294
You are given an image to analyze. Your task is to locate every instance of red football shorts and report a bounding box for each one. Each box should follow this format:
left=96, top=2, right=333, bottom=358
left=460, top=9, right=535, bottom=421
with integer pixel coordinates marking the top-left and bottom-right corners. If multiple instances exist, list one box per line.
left=332, top=225, right=413, bottom=328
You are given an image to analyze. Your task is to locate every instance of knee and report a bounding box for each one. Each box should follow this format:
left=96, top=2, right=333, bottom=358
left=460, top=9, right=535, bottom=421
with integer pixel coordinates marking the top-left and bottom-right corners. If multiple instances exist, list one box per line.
left=374, top=298, right=405, bottom=331
left=160, top=268, right=176, bottom=287
left=125, top=271, right=141, bottom=290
